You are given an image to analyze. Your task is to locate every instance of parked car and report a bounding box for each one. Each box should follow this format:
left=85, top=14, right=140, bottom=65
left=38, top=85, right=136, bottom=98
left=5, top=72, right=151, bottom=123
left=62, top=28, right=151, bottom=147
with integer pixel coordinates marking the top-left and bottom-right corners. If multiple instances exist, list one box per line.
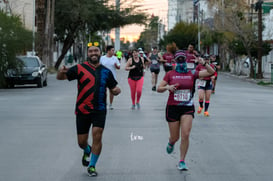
left=5, top=56, right=48, bottom=88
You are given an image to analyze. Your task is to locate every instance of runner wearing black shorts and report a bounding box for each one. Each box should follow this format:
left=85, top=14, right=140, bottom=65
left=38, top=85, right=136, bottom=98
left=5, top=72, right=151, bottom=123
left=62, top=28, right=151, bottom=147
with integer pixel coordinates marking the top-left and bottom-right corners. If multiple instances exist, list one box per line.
left=57, top=45, right=121, bottom=177
left=157, top=51, right=215, bottom=171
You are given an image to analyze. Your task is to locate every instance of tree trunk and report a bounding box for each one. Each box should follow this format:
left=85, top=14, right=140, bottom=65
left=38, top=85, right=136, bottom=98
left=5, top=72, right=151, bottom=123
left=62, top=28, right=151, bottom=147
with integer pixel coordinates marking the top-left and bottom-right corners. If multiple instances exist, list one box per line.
left=36, top=0, right=46, bottom=61
left=54, top=34, right=75, bottom=69
left=247, top=50, right=255, bottom=78
left=42, top=0, right=51, bottom=66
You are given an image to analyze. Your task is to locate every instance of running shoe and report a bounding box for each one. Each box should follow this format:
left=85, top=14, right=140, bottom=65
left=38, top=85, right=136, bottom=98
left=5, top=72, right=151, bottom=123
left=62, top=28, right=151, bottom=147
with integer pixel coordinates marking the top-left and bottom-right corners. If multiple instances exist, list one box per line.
left=204, top=111, right=209, bottom=117
left=178, top=161, right=188, bottom=171
left=166, top=142, right=174, bottom=154
left=87, top=166, right=97, bottom=177
left=82, top=145, right=91, bottom=167
left=136, top=103, right=140, bottom=110
left=197, top=106, right=203, bottom=114
left=109, top=104, right=114, bottom=110
left=131, top=104, right=136, bottom=110
left=152, top=86, right=156, bottom=91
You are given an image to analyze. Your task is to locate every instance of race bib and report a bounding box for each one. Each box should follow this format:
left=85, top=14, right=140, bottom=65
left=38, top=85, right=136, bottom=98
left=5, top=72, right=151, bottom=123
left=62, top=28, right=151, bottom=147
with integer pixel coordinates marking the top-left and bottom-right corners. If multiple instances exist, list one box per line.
left=198, top=80, right=206, bottom=87
left=165, top=63, right=172, bottom=66
left=174, top=89, right=190, bottom=102
left=187, top=63, right=195, bottom=69
left=152, top=60, right=158, bottom=64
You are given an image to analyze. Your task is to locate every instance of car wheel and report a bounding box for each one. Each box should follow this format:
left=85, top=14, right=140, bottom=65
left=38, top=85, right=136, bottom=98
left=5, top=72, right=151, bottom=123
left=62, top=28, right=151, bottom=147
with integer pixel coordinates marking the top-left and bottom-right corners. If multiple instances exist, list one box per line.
left=43, top=78, right=47, bottom=86
left=37, top=77, right=43, bottom=88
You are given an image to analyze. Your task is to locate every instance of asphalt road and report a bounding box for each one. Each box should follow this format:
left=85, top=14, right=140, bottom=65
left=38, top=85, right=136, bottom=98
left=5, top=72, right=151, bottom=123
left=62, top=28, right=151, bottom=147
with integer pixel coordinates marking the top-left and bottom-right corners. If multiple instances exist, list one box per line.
left=0, top=62, right=273, bottom=181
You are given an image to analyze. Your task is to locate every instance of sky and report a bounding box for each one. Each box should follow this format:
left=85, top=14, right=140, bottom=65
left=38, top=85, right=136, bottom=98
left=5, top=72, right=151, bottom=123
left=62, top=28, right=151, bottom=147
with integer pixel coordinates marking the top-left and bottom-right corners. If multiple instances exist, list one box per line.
left=110, top=0, right=168, bottom=42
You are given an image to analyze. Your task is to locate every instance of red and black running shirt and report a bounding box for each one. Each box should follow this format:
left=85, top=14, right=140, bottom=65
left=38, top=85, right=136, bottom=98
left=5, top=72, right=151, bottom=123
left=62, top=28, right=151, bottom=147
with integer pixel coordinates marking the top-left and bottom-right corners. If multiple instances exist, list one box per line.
left=66, top=62, right=117, bottom=114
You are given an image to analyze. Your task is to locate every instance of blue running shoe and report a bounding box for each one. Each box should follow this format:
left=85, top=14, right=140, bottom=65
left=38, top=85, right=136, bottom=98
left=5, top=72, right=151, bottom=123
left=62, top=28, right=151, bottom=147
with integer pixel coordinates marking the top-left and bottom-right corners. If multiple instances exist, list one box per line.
left=166, top=142, right=174, bottom=154
left=178, top=161, right=188, bottom=171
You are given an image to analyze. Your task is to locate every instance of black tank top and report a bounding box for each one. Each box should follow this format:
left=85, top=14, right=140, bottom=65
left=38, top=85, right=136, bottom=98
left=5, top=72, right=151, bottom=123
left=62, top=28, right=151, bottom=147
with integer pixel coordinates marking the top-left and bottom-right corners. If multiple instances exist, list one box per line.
left=128, top=57, right=144, bottom=79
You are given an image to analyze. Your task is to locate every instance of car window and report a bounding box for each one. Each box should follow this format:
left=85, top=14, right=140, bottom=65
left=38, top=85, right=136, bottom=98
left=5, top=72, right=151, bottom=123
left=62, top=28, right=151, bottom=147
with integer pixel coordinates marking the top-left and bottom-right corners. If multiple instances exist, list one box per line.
left=19, top=57, right=39, bottom=67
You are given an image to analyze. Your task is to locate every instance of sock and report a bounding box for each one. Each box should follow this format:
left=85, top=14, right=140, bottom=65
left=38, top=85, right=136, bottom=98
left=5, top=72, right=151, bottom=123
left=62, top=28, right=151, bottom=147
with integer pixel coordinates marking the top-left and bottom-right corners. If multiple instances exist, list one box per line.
left=205, top=101, right=210, bottom=111
left=89, top=153, right=99, bottom=167
left=84, top=145, right=91, bottom=154
left=199, top=99, right=203, bottom=108
left=179, top=160, right=185, bottom=163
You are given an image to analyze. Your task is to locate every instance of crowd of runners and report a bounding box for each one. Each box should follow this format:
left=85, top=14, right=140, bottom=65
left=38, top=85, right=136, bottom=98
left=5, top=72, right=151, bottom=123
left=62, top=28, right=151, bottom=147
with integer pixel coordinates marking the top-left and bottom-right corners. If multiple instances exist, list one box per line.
left=56, top=43, right=220, bottom=176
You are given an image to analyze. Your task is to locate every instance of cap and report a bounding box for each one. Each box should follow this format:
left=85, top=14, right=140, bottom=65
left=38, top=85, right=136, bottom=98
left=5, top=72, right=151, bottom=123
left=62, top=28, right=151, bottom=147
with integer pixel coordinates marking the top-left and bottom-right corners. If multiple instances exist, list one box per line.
left=174, top=50, right=186, bottom=61
left=139, top=50, right=144, bottom=54
left=138, top=48, right=143, bottom=51
left=203, top=54, right=210, bottom=59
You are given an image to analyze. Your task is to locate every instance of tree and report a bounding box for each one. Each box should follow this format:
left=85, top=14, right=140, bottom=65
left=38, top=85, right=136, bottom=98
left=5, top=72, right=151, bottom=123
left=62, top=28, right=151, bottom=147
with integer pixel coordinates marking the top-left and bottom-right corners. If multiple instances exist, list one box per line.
left=0, top=11, right=32, bottom=87
left=161, top=22, right=198, bottom=50
left=135, top=15, right=159, bottom=51
left=53, top=0, right=147, bottom=69
left=209, top=0, right=270, bottom=78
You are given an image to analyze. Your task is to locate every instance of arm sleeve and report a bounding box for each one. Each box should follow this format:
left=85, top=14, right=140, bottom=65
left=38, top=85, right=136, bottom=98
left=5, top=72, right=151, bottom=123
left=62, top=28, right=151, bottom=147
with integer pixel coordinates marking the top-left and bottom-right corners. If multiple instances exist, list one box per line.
left=66, top=65, right=78, bottom=81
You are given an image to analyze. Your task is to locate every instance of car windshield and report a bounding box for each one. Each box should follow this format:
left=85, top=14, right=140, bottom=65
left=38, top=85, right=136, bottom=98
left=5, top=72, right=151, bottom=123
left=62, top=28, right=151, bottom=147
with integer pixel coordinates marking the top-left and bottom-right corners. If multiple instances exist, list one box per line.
left=19, top=57, right=39, bottom=67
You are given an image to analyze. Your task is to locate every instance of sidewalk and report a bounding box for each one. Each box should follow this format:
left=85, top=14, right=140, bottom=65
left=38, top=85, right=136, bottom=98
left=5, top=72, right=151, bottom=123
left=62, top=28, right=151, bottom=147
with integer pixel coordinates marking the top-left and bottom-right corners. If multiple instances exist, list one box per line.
left=221, top=71, right=273, bottom=88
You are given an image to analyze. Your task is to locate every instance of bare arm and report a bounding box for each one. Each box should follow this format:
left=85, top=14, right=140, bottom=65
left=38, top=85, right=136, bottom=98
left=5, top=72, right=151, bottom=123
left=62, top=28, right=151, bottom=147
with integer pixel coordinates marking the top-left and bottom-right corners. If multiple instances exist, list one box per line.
left=56, top=66, right=68, bottom=80
left=157, top=80, right=178, bottom=93
left=110, top=86, right=121, bottom=96
left=125, top=58, right=136, bottom=71
left=197, top=58, right=215, bottom=78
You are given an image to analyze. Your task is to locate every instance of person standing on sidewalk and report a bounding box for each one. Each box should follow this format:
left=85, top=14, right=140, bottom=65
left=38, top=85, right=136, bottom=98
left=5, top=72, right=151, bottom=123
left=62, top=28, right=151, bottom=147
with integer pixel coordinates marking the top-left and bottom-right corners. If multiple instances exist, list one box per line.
left=100, top=45, right=121, bottom=110
left=125, top=49, right=145, bottom=110
left=148, top=46, right=162, bottom=91
left=56, top=45, right=121, bottom=177
left=196, top=54, right=216, bottom=116
left=157, top=51, right=215, bottom=171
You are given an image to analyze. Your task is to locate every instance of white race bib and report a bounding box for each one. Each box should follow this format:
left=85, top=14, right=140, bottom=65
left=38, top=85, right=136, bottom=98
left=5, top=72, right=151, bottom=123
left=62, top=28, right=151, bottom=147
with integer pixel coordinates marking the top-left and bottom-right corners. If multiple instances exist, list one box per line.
left=197, top=80, right=206, bottom=87
left=152, top=60, right=158, bottom=64
left=187, top=63, right=195, bottom=69
left=174, top=89, right=191, bottom=102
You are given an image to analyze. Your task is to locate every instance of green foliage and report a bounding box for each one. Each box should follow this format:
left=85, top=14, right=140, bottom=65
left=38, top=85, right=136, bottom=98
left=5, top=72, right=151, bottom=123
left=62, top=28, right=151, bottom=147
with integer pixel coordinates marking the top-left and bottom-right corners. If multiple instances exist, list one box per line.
left=0, top=11, right=32, bottom=87
left=134, top=15, right=159, bottom=51
left=229, top=39, right=271, bottom=58
left=161, top=22, right=198, bottom=50
left=54, top=0, right=147, bottom=41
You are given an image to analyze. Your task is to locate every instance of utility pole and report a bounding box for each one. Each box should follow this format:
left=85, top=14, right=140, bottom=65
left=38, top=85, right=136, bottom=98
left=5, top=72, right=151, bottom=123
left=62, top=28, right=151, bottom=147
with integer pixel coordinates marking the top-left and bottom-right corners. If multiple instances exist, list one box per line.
left=256, top=0, right=263, bottom=78
left=115, top=0, right=120, bottom=51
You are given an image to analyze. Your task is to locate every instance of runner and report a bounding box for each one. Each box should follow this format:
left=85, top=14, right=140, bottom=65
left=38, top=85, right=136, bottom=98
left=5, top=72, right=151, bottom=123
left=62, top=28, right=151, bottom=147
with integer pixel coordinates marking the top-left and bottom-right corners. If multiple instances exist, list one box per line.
left=210, top=55, right=221, bottom=94
left=148, top=46, right=162, bottom=91
left=157, top=50, right=215, bottom=170
left=100, top=45, right=121, bottom=110
left=196, top=54, right=216, bottom=116
left=125, top=49, right=145, bottom=109
left=185, top=43, right=198, bottom=70
left=162, top=43, right=176, bottom=73
left=56, top=45, right=121, bottom=177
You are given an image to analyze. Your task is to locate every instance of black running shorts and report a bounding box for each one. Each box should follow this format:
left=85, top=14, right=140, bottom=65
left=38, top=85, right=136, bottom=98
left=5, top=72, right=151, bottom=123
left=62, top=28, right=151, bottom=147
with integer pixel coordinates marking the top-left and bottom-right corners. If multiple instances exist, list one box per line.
left=166, top=105, right=195, bottom=122
left=76, top=112, right=106, bottom=134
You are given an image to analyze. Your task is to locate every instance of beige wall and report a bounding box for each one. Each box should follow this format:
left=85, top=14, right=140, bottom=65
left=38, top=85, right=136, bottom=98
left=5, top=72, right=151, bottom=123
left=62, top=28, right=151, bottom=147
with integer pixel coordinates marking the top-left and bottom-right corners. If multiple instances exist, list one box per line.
left=9, top=0, right=34, bottom=31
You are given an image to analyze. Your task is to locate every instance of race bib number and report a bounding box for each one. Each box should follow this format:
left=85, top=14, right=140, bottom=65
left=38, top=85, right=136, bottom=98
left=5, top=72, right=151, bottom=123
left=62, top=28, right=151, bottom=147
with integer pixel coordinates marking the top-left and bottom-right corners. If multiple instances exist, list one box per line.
left=187, top=63, right=195, bottom=69
left=152, top=60, right=158, bottom=64
left=198, top=80, right=206, bottom=87
left=174, top=89, right=190, bottom=102
left=165, top=63, right=172, bottom=66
